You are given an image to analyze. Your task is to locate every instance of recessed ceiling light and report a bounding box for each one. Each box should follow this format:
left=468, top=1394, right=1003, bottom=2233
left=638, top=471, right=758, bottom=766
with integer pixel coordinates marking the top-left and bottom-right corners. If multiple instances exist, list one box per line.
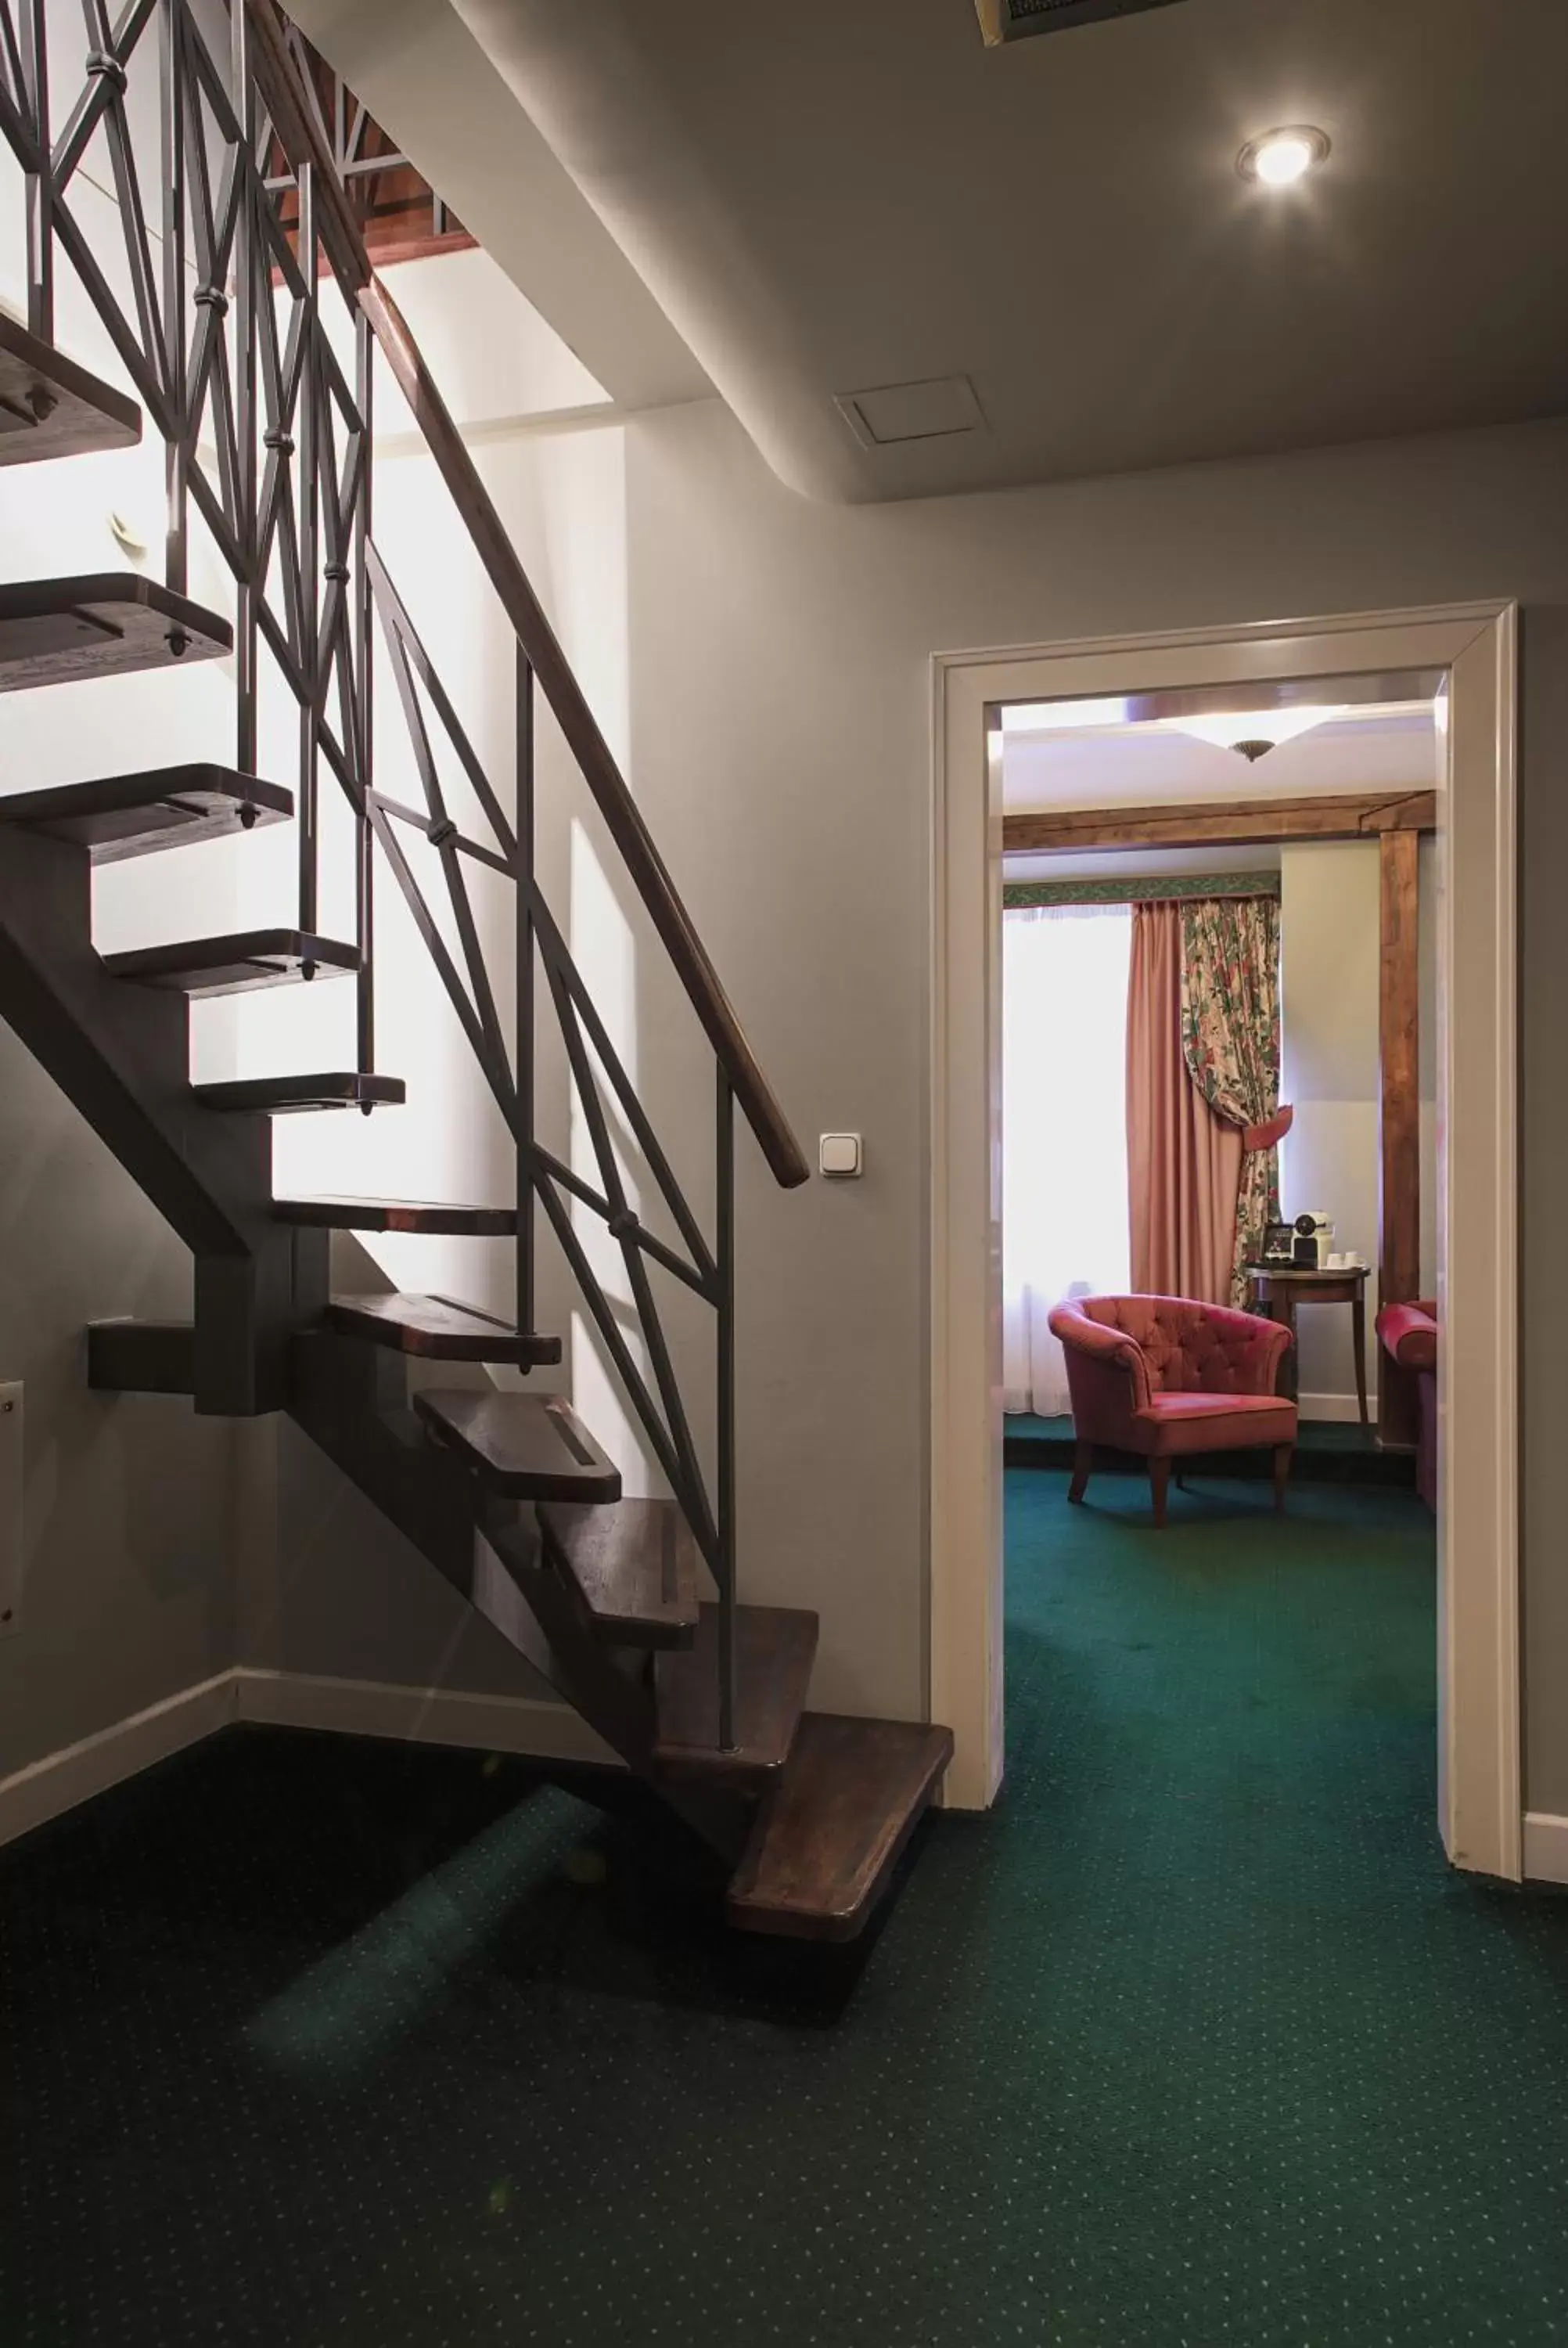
left=1237, top=124, right=1331, bottom=188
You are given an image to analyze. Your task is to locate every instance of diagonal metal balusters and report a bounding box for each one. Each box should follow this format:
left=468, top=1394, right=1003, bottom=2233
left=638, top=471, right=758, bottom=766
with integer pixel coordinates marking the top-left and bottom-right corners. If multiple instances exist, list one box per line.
left=0, top=0, right=811, bottom=1754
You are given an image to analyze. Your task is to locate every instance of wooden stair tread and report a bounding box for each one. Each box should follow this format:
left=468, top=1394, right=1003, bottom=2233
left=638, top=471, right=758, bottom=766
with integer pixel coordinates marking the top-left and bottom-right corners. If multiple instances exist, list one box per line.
left=540, top=1500, right=701, bottom=1650
left=275, top=1196, right=516, bottom=1235
left=654, top=1604, right=818, bottom=1787
left=726, top=1713, right=955, bottom=1943
left=0, top=574, right=230, bottom=690
left=0, top=315, right=142, bottom=466
left=0, top=765, right=293, bottom=863
left=192, top=1072, right=405, bottom=1115
left=327, top=1293, right=562, bottom=1367
left=412, top=1388, right=621, bottom=1501
left=103, top=930, right=358, bottom=996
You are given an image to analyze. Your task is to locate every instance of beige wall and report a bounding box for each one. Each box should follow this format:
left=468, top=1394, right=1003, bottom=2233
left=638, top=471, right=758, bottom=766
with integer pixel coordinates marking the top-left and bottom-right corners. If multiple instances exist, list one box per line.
left=1280, top=841, right=1439, bottom=1409
left=1281, top=842, right=1381, bottom=1409
left=254, top=402, right=1568, bottom=1809
left=0, top=333, right=250, bottom=1786
left=599, top=405, right=1566, bottom=1797
left=5, top=393, right=1567, bottom=1821
left=0, top=1034, right=243, bottom=1779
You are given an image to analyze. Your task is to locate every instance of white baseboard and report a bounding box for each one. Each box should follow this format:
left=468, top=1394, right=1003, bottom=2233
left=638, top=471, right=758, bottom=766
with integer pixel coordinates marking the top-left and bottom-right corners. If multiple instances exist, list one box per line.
left=0, top=1671, right=238, bottom=1850
left=1299, top=1392, right=1377, bottom=1424
left=0, top=1667, right=620, bottom=1851
left=1523, top=1811, right=1568, bottom=1885
left=232, top=1668, right=619, bottom=1767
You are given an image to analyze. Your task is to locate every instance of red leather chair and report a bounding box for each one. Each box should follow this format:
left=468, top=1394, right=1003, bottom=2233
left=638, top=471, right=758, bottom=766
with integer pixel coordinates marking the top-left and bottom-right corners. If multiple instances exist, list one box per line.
left=1376, top=1299, right=1437, bottom=1511
left=1048, top=1295, right=1297, bottom=1528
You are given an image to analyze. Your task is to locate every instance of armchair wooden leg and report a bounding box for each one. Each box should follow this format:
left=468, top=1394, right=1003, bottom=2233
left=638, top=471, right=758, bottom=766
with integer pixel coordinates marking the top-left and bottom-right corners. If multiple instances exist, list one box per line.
left=1069, top=1439, right=1092, bottom=1505
left=1273, top=1444, right=1294, bottom=1514
left=1149, top=1457, right=1171, bottom=1529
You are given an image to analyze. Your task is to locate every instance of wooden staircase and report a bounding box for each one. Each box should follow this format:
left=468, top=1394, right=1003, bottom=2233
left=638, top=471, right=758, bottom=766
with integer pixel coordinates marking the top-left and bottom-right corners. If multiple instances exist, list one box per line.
left=0, top=0, right=951, bottom=1950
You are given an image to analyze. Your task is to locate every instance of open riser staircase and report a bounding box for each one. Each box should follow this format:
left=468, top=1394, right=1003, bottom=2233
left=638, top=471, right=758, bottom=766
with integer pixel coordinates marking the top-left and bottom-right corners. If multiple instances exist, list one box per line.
left=0, top=0, right=951, bottom=1941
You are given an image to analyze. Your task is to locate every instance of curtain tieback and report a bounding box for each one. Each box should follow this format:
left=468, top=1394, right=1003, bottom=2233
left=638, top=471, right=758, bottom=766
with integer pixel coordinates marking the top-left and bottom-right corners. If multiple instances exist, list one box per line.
left=1243, top=1103, right=1293, bottom=1153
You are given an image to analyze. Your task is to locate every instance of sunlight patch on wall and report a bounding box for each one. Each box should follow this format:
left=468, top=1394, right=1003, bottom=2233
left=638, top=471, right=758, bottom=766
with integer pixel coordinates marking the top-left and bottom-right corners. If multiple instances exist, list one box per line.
left=567, top=816, right=657, bottom=1493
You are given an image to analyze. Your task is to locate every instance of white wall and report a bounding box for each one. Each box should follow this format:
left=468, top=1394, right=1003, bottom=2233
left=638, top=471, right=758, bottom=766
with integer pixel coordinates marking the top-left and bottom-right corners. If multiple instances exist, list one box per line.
left=1280, top=842, right=1380, bottom=1410
left=221, top=400, right=1568, bottom=1808
left=1280, top=840, right=1438, bottom=1411
left=6, top=156, right=1568, bottom=1816
left=538, top=403, right=1567, bottom=1787
left=0, top=41, right=618, bottom=1770
left=0, top=211, right=248, bottom=1784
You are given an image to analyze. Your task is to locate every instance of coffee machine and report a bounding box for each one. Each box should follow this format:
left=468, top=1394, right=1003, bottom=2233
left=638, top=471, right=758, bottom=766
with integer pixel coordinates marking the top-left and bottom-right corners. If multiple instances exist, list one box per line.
left=1294, top=1211, right=1335, bottom=1268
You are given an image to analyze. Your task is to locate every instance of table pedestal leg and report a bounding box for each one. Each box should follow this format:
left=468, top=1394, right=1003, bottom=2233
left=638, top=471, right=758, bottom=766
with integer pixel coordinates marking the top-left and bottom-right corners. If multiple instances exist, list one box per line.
left=1279, top=1295, right=1299, bottom=1402
left=1352, top=1289, right=1368, bottom=1426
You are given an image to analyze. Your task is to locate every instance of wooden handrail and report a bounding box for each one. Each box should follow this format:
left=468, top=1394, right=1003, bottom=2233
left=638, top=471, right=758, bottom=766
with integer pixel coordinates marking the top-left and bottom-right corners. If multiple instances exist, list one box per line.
left=244, top=2, right=809, bottom=1190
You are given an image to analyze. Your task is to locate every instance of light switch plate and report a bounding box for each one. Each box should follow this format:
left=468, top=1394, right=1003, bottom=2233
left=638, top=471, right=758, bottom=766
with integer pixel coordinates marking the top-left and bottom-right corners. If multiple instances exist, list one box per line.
left=0, top=1380, right=21, bottom=1639
left=819, top=1133, right=863, bottom=1179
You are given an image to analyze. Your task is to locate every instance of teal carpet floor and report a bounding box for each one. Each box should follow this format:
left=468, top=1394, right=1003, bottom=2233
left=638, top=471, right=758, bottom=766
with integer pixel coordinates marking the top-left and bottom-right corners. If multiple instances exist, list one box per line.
left=4, top=1473, right=1567, bottom=2345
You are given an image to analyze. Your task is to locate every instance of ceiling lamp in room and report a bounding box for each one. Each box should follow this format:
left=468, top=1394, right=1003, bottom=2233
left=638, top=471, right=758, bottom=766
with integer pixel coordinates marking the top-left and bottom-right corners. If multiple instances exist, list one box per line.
left=1172, top=706, right=1346, bottom=762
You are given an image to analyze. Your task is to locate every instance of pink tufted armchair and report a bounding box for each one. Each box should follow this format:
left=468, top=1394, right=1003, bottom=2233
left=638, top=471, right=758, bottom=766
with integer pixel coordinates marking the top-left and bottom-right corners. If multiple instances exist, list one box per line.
left=1376, top=1299, right=1437, bottom=1512
left=1047, top=1295, right=1298, bottom=1528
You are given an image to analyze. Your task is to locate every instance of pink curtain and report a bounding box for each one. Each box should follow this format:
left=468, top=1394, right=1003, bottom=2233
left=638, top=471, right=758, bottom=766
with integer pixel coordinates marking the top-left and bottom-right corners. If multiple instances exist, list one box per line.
left=1126, top=902, right=1243, bottom=1305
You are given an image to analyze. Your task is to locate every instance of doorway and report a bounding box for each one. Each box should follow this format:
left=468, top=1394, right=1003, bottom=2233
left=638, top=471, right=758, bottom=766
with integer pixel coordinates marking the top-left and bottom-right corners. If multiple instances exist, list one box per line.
left=929, top=606, right=1518, bottom=1878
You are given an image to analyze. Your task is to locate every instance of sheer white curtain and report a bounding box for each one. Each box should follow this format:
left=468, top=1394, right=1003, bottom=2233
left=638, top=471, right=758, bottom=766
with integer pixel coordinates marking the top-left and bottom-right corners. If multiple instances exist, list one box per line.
left=1003, top=902, right=1133, bottom=1417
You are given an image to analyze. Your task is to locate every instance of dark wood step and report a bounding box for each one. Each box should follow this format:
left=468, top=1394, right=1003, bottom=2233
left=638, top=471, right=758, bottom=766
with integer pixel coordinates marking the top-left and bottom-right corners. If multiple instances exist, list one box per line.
left=326, top=1292, right=562, bottom=1367
left=192, top=1072, right=405, bottom=1115
left=0, top=574, right=230, bottom=690
left=0, top=765, right=293, bottom=864
left=275, top=1196, right=516, bottom=1235
left=103, top=930, right=358, bottom=996
left=412, top=1388, right=621, bottom=1501
left=539, top=1499, right=701, bottom=1651
left=86, top=1319, right=196, bottom=1395
left=726, top=1713, right=954, bottom=1943
left=0, top=315, right=142, bottom=466
left=654, top=1604, right=818, bottom=1789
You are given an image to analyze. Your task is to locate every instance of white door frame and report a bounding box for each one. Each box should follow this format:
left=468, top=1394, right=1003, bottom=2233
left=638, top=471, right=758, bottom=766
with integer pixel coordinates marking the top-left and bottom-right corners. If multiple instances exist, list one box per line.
left=929, top=602, right=1519, bottom=1881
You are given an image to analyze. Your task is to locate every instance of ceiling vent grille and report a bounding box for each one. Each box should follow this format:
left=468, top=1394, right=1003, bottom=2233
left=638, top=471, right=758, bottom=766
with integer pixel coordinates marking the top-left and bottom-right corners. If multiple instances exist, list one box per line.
left=976, top=0, right=1185, bottom=41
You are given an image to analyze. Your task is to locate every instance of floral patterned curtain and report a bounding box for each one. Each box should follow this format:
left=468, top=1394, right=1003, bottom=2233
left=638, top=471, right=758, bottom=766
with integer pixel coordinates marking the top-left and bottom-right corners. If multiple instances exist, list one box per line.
left=1179, top=897, right=1282, bottom=1303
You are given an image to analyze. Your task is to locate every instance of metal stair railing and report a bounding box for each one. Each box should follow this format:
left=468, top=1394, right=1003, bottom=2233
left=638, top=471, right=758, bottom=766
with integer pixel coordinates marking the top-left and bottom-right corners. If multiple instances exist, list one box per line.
left=0, top=0, right=809, bottom=1750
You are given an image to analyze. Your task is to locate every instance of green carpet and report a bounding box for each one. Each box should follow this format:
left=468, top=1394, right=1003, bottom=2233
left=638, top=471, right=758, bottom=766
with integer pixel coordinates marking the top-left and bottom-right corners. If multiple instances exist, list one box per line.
left=1005, top=1413, right=1415, bottom=1487
left=3, top=1473, right=1567, bottom=2345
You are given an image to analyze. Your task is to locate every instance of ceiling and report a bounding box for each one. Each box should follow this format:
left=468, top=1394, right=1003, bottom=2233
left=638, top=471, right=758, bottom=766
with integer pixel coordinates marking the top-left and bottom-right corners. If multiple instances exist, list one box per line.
left=1004, top=841, right=1283, bottom=884
left=1002, top=704, right=1437, bottom=811
left=293, top=0, right=1568, bottom=504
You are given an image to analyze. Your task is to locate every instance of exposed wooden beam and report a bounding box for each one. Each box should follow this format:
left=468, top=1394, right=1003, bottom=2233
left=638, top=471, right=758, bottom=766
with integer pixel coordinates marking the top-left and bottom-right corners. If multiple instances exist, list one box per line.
left=1003, top=790, right=1437, bottom=855
left=1378, top=827, right=1422, bottom=1448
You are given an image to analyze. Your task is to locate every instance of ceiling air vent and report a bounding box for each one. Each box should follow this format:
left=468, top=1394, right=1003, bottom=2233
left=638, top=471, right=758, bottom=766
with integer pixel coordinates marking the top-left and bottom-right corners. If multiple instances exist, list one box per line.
left=975, top=0, right=1185, bottom=41
left=834, top=376, right=986, bottom=449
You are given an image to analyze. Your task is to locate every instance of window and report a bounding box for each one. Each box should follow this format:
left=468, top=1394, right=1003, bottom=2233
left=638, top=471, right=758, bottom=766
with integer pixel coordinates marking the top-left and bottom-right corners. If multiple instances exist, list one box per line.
left=1002, top=903, right=1132, bottom=1417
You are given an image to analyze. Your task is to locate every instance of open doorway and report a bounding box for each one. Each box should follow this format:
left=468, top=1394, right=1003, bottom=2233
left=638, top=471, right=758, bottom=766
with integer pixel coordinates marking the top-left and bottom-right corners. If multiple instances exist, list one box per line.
left=998, top=682, right=1438, bottom=1467
left=990, top=685, right=1443, bottom=1889
left=930, top=607, right=1518, bottom=1879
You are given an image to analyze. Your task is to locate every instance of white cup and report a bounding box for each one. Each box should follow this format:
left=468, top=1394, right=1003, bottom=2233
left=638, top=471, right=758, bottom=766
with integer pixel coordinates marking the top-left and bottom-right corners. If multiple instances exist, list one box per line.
left=1328, top=1252, right=1346, bottom=1269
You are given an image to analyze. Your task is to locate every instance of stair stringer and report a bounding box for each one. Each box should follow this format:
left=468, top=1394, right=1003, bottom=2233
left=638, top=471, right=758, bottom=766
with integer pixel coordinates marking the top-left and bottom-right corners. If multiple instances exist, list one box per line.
left=286, top=1331, right=751, bottom=1864
left=0, top=823, right=321, bottom=1412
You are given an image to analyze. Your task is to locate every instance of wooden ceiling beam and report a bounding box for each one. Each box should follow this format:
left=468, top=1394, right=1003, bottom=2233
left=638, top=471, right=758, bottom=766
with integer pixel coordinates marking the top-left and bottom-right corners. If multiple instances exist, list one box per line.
left=1003, top=790, right=1437, bottom=855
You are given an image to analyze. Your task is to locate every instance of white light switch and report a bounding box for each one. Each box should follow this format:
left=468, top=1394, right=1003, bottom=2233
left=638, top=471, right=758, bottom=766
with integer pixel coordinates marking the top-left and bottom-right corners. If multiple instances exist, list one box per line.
left=819, top=1133, right=863, bottom=1179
